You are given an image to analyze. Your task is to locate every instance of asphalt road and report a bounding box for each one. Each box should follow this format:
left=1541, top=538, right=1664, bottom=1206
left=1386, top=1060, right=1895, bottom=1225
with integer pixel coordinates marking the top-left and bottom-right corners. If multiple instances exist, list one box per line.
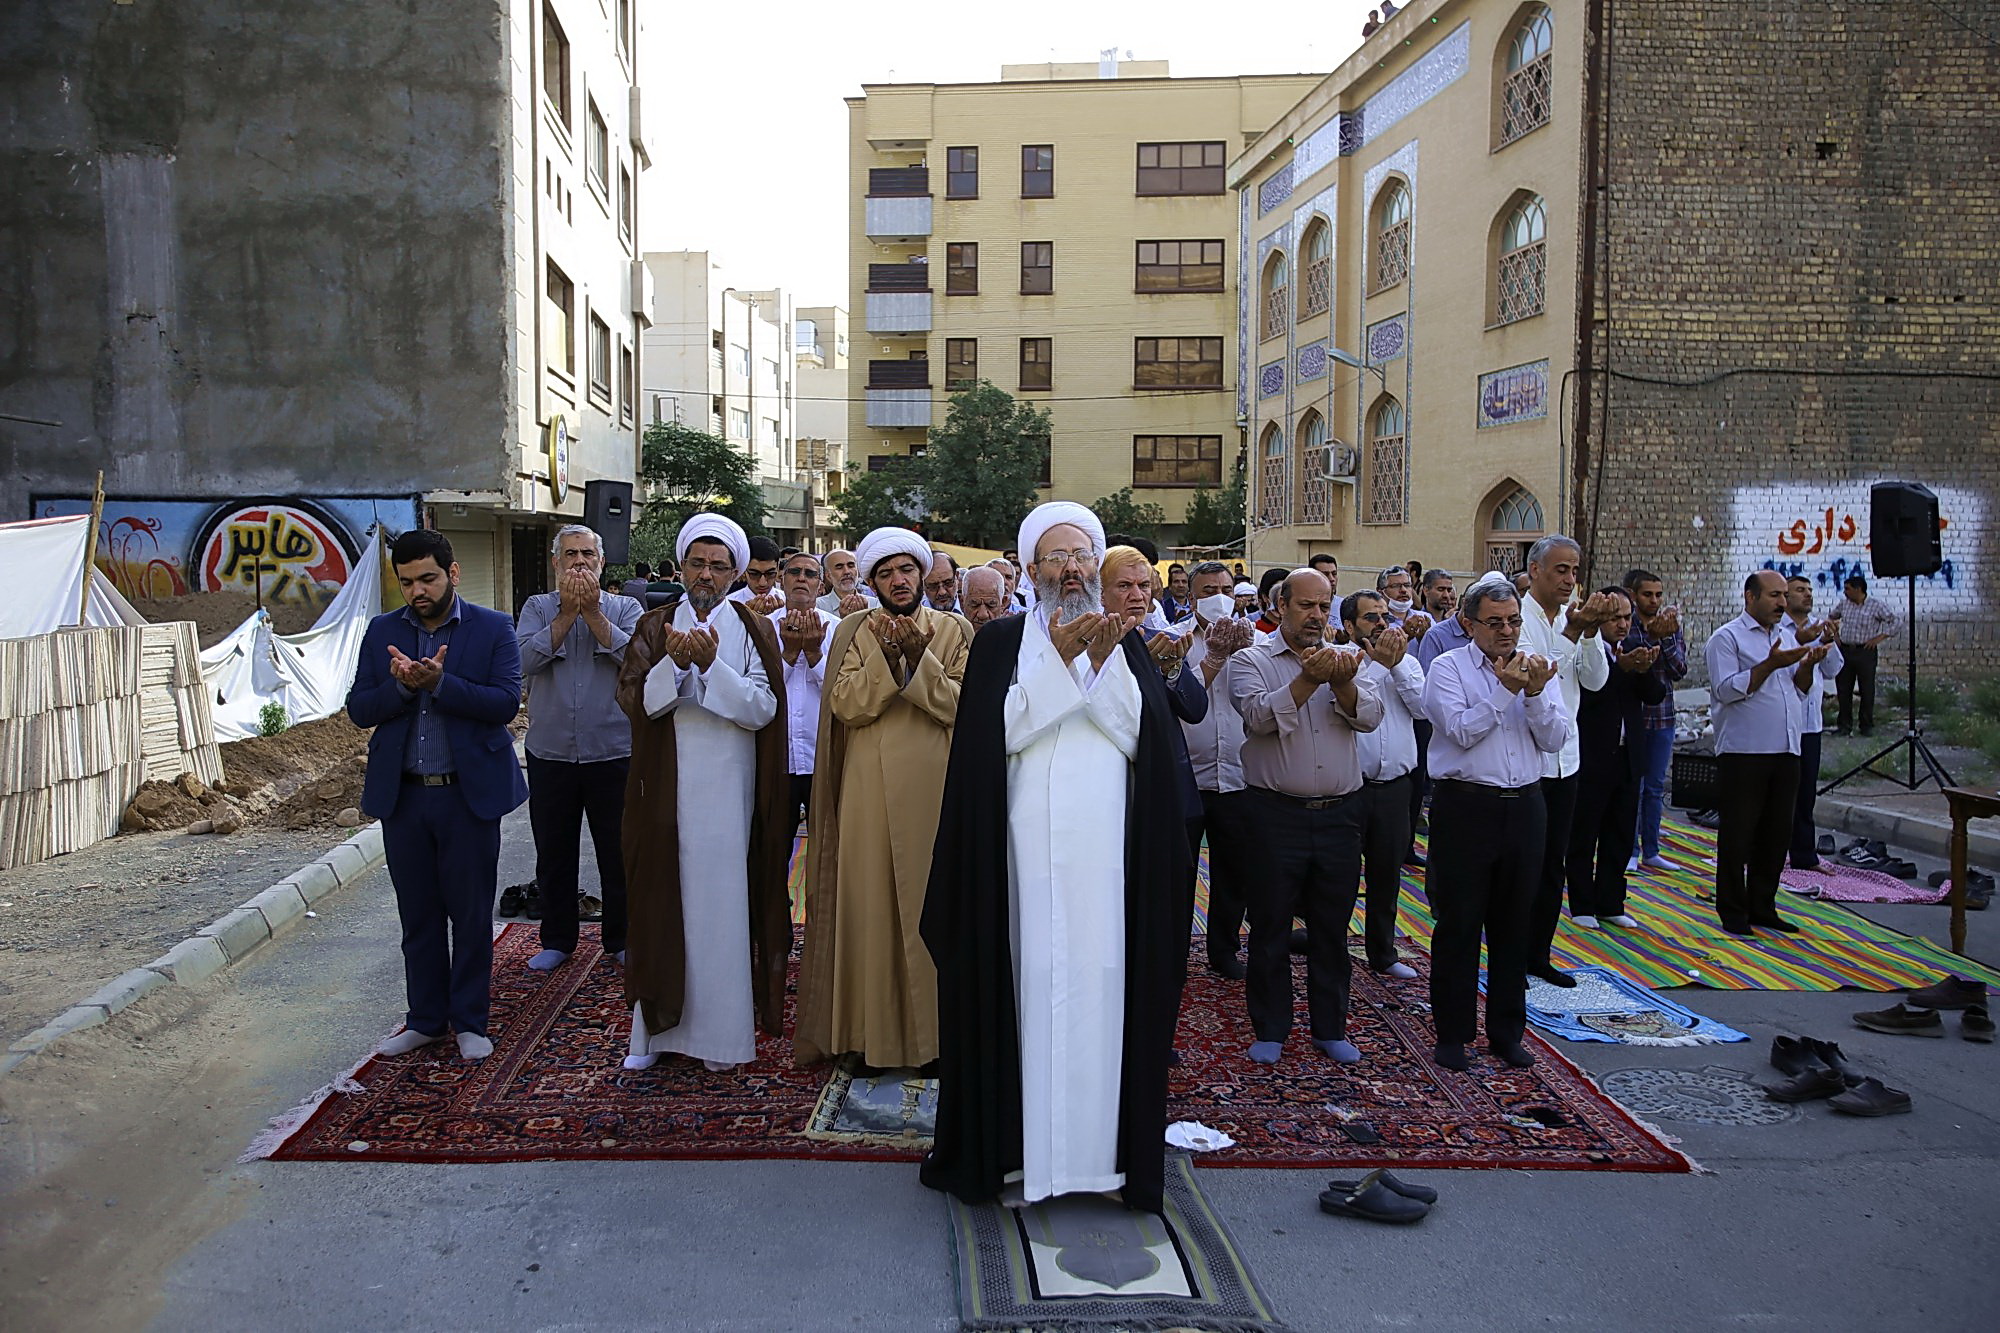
left=4, top=807, right=1998, bottom=1332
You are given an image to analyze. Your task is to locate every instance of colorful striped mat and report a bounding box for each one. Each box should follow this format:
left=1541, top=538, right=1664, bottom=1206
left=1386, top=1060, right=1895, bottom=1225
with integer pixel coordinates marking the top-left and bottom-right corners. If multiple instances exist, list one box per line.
left=787, top=815, right=1999, bottom=993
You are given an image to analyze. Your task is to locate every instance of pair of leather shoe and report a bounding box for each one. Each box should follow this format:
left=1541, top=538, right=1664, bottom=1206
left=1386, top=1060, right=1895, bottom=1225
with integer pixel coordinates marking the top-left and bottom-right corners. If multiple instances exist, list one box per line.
left=1853, top=1002, right=1944, bottom=1038
left=1765, top=1033, right=1860, bottom=1102
left=1318, top=1169, right=1435, bottom=1224
left=1828, top=1077, right=1912, bottom=1116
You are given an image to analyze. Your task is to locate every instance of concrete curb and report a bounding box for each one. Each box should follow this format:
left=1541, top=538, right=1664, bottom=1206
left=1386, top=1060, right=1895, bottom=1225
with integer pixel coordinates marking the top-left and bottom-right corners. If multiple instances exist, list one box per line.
left=1817, top=795, right=2000, bottom=868
left=1, top=823, right=386, bottom=1078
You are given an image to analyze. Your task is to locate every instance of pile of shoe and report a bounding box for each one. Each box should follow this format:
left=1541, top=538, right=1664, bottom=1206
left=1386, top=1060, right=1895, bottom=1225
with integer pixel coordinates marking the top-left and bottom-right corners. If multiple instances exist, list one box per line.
left=1318, top=1170, right=1437, bottom=1225
left=1853, top=975, right=1994, bottom=1043
left=497, top=880, right=542, bottom=919
left=1925, top=868, right=1995, bottom=911
left=1835, top=837, right=1916, bottom=879
left=1763, top=1035, right=1912, bottom=1116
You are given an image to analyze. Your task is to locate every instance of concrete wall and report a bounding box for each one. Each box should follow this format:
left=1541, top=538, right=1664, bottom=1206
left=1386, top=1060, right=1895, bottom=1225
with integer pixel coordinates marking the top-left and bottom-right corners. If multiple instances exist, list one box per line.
left=0, top=0, right=515, bottom=509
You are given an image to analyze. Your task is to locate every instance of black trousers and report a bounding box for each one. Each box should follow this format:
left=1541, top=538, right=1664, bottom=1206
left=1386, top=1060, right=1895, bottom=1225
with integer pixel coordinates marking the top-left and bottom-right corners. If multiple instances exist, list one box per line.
left=1567, top=753, right=1640, bottom=918
left=527, top=753, right=629, bottom=955
left=1791, top=731, right=1823, bottom=866
left=1835, top=644, right=1878, bottom=733
left=1427, top=779, right=1544, bottom=1047
left=1360, top=775, right=1414, bottom=969
left=1715, top=752, right=1800, bottom=928
left=1243, top=787, right=1363, bottom=1042
left=382, top=781, right=503, bottom=1037
left=1409, top=719, right=1433, bottom=858
left=1528, top=773, right=1580, bottom=966
left=1186, top=788, right=1252, bottom=967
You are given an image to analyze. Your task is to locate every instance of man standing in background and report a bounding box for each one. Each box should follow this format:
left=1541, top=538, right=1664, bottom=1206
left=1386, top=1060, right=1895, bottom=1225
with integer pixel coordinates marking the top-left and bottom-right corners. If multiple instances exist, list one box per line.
left=1829, top=573, right=1894, bottom=736
left=1784, top=575, right=1842, bottom=868
left=1620, top=569, right=1687, bottom=872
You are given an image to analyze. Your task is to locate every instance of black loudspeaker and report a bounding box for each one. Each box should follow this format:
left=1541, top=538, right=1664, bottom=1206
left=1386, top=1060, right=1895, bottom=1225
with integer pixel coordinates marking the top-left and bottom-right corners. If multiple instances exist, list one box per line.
left=584, top=479, right=634, bottom=565
left=1869, top=481, right=1941, bottom=578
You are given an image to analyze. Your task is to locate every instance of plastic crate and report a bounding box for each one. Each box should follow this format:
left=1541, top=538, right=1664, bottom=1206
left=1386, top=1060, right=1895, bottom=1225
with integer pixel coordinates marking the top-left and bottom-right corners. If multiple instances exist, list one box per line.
left=1670, top=750, right=1721, bottom=811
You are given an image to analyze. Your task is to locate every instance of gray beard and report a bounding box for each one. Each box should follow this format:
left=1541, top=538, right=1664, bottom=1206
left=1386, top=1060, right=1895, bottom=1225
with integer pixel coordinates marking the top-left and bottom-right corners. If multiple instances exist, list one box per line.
left=687, top=587, right=720, bottom=616
left=1035, top=569, right=1101, bottom=623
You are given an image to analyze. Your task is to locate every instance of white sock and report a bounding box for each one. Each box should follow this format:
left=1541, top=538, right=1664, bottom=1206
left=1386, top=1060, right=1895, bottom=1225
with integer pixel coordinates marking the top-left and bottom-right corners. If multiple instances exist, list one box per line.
left=456, top=1032, right=493, bottom=1060
left=623, top=1053, right=659, bottom=1070
left=378, top=1028, right=443, bottom=1056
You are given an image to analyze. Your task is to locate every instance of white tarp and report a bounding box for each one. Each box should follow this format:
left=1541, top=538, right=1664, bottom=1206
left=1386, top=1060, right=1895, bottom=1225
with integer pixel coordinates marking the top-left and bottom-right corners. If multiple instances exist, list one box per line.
left=0, top=515, right=146, bottom=639
left=200, top=531, right=383, bottom=741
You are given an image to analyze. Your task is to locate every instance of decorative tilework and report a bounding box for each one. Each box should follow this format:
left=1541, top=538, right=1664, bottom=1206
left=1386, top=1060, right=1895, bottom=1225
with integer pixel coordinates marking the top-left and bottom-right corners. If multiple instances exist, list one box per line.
left=1290, top=184, right=1336, bottom=251
left=1258, top=162, right=1296, bottom=216
left=1366, top=314, right=1407, bottom=364
left=1477, top=359, right=1551, bottom=428
left=1236, top=190, right=1251, bottom=419
left=1297, top=342, right=1329, bottom=381
left=1364, top=140, right=1420, bottom=209
left=1292, top=116, right=1346, bottom=185
left=1259, top=361, right=1285, bottom=399
left=1256, top=227, right=1286, bottom=271
left=1361, top=21, right=1470, bottom=148
left=1339, top=112, right=1364, bottom=156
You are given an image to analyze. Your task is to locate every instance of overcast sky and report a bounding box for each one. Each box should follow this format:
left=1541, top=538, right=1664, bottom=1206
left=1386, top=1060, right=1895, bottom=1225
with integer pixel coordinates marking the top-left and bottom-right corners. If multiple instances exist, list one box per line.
left=637, top=0, right=1382, bottom=306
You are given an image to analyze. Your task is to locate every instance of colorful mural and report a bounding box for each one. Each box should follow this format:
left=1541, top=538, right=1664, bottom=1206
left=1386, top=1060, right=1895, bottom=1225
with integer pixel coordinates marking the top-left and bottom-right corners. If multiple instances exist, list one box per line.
left=31, top=495, right=417, bottom=609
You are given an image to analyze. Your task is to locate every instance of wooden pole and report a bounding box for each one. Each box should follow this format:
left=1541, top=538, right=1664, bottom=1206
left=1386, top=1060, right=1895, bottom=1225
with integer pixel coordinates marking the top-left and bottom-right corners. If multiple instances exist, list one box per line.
left=77, top=470, right=105, bottom=626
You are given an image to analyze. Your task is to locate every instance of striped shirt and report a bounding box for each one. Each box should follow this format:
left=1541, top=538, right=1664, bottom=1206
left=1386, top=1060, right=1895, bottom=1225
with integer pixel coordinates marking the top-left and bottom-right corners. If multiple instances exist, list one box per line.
left=1830, top=594, right=1895, bottom=646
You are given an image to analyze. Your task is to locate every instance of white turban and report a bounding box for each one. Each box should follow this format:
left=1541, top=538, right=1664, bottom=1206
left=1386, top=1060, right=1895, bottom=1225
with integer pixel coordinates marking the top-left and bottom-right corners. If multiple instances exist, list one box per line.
left=1233, top=581, right=1257, bottom=597
left=853, top=526, right=934, bottom=582
left=1017, top=501, right=1105, bottom=567
left=674, top=512, right=749, bottom=575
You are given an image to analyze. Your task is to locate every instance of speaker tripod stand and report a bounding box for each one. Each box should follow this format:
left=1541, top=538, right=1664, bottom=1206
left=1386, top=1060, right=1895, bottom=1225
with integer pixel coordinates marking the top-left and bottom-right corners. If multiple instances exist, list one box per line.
left=1818, top=573, right=1954, bottom=796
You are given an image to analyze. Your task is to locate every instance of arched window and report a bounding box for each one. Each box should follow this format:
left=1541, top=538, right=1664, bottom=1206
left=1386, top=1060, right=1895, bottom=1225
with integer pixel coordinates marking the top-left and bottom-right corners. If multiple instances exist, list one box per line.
left=1483, top=483, right=1545, bottom=571
left=1257, top=421, right=1289, bottom=526
left=1296, top=410, right=1331, bottom=525
left=1500, top=7, right=1554, bottom=147
left=1495, top=194, right=1546, bottom=324
left=1365, top=398, right=1406, bottom=525
left=1372, top=182, right=1411, bottom=293
left=1261, top=252, right=1290, bottom=342
left=1299, top=219, right=1332, bottom=320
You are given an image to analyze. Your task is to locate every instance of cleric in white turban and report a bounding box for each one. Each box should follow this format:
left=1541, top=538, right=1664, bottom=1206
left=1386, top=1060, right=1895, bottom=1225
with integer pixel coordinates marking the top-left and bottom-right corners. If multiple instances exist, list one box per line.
left=616, top=511, right=792, bottom=1075
left=920, top=499, right=1190, bottom=1215
left=852, top=526, right=937, bottom=591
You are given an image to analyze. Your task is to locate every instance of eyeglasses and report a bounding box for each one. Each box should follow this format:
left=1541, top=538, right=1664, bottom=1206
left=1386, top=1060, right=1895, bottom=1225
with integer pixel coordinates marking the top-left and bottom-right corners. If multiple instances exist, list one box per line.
left=923, top=579, right=957, bottom=593
left=1036, top=549, right=1097, bottom=568
left=1474, top=615, right=1526, bottom=630
left=744, top=569, right=778, bottom=583
left=683, top=557, right=735, bottom=575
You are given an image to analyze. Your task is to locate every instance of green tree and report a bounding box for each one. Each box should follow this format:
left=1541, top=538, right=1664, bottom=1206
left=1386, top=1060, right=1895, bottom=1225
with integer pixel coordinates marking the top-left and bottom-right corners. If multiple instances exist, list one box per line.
left=630, top=421, right=769, bottom=566
left=1181, top=458, right=1248, bottom=550
left=1090, top=487, right=1168, bottom=544
left=829, top=459, right=925, bottom=540
left=920, top=382, right=1053, bottom=548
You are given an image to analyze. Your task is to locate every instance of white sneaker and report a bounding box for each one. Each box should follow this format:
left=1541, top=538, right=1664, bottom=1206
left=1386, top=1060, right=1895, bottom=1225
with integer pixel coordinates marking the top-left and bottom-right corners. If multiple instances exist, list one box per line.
left=1571, top=914, right=1601, bottom=929
left=1604, top=914, right=1640, bottom=928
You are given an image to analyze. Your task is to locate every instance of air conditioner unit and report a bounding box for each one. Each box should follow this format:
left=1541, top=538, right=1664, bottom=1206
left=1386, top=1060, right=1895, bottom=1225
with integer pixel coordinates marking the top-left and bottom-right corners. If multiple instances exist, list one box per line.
left=1321, top=439, right=1361, bottom=483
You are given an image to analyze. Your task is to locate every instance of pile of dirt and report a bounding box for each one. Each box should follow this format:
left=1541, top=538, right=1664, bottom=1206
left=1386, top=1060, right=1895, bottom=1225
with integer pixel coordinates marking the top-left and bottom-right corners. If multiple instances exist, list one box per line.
left=269, top=752, right=369, bottom=829
left=216, top=713, right=369, bottom=795
left=121, top=713, right=373, bottom=836
left=129, top=591, right=324, bottom=647
left=122, top=772, right=245, bottom=834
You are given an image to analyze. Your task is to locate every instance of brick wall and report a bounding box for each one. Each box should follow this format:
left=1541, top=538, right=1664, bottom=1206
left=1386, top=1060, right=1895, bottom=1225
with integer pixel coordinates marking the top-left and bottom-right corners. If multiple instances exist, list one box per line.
left=1580, top=0, right=2000, bottom=685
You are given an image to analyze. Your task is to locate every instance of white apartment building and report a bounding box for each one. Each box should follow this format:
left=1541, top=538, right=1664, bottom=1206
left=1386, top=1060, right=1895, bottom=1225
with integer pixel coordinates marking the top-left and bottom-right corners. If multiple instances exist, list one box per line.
left=795, top=305, right=850, bottom=548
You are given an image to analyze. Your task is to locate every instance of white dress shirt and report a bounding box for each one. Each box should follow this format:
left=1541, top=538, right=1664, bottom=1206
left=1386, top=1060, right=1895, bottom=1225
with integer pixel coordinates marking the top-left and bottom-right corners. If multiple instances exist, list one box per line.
left=1706, top=613, right=1805, bottom=756
left=1422, top=643, right=1572, bottom=788
left=1355, top=654, right=1427, bottom=782
left=1518, top=596, right=1609, bottom=779
left=1788, top=615, right=1842, bottom=737
left=1181, top=627, right=1246, bottom=793
left=770, top=605, right=840, bottom=775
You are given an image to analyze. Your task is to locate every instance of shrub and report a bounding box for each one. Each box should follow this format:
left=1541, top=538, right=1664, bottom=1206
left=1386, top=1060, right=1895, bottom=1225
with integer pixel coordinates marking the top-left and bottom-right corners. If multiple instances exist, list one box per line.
left=258, top=701, right=290, bottom=737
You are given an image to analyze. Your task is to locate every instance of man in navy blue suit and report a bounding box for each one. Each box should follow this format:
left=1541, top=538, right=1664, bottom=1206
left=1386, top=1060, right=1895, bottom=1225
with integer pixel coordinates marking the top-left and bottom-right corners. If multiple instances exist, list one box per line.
left=347, top=529, right=528, bottom=1061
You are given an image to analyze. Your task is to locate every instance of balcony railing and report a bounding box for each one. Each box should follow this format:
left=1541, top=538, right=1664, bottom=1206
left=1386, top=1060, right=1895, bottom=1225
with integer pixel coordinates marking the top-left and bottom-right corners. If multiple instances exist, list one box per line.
left=867, top=359, right=931, bottom=389
left=868, top=263, right=932, bottom=292
left=868, top=167, right=929, bottom=197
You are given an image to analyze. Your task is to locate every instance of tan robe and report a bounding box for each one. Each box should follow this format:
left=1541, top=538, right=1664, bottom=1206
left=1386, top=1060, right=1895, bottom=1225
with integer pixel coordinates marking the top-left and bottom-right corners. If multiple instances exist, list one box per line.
left=793, top=605, right=971, bottom=1067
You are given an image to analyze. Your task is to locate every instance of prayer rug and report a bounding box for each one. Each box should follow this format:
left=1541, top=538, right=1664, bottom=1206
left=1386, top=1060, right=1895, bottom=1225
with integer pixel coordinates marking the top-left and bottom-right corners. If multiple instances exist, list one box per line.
left=1515, top=965, right=1749, bottom=1046
left=1780, top=861, right=1950, bottom=905
left=945, top=1152, right=1286, bottom=1333
left=1192, top=816, right=2000, bottom=992
left=247, top=926, right=1687, bottom=1172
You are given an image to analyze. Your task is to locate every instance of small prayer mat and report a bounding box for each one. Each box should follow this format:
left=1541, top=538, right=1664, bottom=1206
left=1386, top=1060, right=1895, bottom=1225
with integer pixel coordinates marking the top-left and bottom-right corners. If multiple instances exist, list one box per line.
left=1518, top=965, right=1749, bottom=1046
left=805, top=1058, right=938, bottom=1148
left=945, top=1152, right=1287, bottom=1333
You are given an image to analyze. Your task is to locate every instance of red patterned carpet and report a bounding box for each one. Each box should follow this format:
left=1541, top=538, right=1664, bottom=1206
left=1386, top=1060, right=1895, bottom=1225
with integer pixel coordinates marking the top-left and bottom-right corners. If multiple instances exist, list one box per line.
left=256, top=924, right=1687, bottom=1173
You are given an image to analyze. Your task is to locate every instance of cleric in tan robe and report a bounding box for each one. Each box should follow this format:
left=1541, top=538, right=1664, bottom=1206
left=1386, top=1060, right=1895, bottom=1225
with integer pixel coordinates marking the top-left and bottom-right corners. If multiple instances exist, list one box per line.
left=794, top=527, right=973, bottom=1069
left=615, top=513, right=794, bottom=1072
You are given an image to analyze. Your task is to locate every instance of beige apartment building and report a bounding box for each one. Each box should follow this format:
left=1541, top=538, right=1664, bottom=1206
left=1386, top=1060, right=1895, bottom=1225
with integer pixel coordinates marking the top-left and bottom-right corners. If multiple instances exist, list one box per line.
left=844, top=62, right=1323, bottom=543
left=1233, top=0, right=1574, bottom=581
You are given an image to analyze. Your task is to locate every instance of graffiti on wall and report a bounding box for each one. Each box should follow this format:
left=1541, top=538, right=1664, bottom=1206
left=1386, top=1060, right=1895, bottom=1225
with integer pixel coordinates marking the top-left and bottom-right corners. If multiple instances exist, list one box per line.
left=31, top=496, right=417, bottom=609
left=1729, top=483, right=1981, bottom=615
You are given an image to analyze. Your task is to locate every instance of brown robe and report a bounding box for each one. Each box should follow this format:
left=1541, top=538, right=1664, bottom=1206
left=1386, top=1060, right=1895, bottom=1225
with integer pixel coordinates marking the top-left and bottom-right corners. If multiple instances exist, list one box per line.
left=617, top=598, right=793, bottom=1038
left=793, top=606, right=971, bottom=1067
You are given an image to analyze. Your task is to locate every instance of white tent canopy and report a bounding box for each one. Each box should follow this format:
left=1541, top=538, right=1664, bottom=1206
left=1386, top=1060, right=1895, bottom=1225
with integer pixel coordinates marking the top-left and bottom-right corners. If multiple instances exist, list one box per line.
left=0, top=515, right=145, bottom=639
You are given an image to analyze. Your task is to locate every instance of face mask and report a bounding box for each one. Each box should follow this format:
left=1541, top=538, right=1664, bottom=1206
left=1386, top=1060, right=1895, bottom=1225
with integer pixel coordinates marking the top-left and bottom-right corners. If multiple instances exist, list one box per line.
left=1196, top=593, right=1235, bottom=623
left=1387, top=597, right=1414, bottom=616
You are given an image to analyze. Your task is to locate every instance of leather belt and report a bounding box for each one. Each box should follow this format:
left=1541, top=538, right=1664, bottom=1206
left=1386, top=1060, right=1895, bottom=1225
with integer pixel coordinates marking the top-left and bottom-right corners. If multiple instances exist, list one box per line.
left=403, top=772, right=458, bottom=786
left=1436, top=777, right=1528, bottom=799
left=1254, top=786, right=1356, bottom=810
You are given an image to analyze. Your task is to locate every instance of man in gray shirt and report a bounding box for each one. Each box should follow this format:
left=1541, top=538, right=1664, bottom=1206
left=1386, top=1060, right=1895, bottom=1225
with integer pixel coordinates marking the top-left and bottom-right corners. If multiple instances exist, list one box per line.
left=516, top=525, right=644, bottom=970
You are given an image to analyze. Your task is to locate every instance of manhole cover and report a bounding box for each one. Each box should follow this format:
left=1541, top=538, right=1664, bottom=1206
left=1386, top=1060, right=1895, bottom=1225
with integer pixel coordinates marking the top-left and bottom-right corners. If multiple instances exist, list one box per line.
left=1599, top=1065, right=1800, bottom=1126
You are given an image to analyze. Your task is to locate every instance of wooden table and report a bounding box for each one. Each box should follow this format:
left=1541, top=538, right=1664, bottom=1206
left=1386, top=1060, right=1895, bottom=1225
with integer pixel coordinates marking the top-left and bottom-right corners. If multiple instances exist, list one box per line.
left=1942, top=787, right=2000, bottom=956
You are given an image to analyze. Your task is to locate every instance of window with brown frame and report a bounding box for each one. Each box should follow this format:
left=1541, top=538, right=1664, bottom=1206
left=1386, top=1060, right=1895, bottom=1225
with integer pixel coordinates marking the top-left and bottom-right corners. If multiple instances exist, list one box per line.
left=946, top=242, right=978, bottom=294
left=945, top=338, right=978, bottom=388
left=1133, top=336, right=1224, bottom=388
left=1021, top=144, right=1053, bottom=197
left=541, top=5, right=570, bottom=128
left=946, top=146, right=979, bottom=198
left=1019, top=338, right=1051, bottom=391
left=1132, top=435, right=1222, bottom=487
left=619, top=340, right=634, bottom=422
left=1135, top=141, right=1226, bottom=196
left=1300, top=220, right=1332, bottom=319
left=1030, top=435, right=1052, bottom=486
left=588, top=312, right=612, bottom=401
left=1500, top=8, right=1555, bottom=147
left=1020, top=242, right=1052, bottom=294
left=1135, top=240, right=1224, bottom=292
left=545, top=260, right=574, bottom=376
left=1495, top=196, right=1547, bottom=324
left=1373, top=182, right=1411, bottom=293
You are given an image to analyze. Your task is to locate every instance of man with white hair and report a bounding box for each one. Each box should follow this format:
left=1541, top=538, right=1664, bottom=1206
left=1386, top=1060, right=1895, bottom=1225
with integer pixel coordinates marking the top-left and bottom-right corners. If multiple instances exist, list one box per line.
left=795, top=527, right=973, bottom=1070
left=959, top=565, right=1009, bottom=630
left=817, top=548, right=874, bottom=617
left=515, top=524, right=643, bottom=972
left=617, top=513, right=793, bottom=1073
left=922, top=501, right=1190, bottom=1215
